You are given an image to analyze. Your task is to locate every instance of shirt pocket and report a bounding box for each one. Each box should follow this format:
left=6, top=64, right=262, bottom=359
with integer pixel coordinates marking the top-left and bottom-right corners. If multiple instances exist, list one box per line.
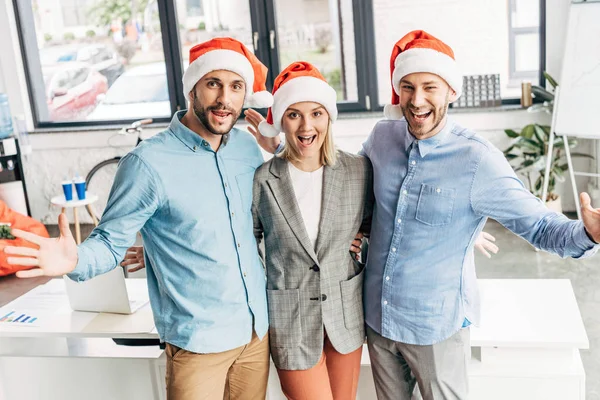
left=415, top=184, right=456, bottom=226
left=235, top=171, right=255, bottom=214
left=267, top=289, right=302, bottom=348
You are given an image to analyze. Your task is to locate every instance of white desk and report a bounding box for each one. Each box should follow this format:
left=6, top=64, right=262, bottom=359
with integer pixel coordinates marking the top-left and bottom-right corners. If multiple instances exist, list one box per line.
left=0, top=279, right=165, bottom=400
left=0, top=279, right=589, bottom=400
left=469, top=279, right=588, bottom=400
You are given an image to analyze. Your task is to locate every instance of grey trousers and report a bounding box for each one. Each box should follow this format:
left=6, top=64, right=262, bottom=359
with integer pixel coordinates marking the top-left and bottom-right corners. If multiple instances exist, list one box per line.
left=366, top=325, right=470, bottom=400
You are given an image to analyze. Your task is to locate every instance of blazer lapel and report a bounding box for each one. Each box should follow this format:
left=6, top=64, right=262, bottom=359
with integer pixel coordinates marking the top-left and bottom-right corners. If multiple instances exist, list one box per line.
left=266, top=157, right=319, bottom=265
left=315, top=158, right=343, bottom=258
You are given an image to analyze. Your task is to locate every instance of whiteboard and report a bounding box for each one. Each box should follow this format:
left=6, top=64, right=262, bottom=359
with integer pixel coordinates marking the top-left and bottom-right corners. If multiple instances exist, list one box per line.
left=554, top=1, right=600, bottom=138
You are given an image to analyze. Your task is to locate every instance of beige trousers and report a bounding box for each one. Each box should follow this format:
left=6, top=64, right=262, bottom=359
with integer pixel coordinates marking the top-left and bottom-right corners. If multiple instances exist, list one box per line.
left=165, top=332, right=270, bottom=400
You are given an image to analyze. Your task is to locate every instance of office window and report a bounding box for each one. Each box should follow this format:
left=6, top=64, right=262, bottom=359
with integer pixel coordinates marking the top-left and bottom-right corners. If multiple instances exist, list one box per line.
left=186, top=0, right=204, bottom=17
left=372, top=0, right=543, bottom=105
left=509, top=0, right=540, bottom=84
left=271, top=0, right=358, bottom=102
left=17, top=0, right=173, bottom=125
left=176, top=0, right=254, bottom=70
left=15, top=0, right=545, bottom=129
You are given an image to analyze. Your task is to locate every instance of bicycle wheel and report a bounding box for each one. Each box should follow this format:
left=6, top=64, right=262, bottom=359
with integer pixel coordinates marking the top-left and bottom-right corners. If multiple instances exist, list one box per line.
left=85, top=157, right=121, bottom=222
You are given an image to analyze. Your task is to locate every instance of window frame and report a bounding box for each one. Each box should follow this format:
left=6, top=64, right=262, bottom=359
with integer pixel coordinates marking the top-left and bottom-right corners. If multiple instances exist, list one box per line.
left=14, top=0, right=546, bottom=130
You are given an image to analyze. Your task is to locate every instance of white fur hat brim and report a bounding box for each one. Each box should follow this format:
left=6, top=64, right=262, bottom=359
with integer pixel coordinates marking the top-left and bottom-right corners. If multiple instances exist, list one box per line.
left=182, top=49, right=273, bottom=108
left=258, top=76, right=337, bottom=137
left=392, top=47, right=463, bottom=99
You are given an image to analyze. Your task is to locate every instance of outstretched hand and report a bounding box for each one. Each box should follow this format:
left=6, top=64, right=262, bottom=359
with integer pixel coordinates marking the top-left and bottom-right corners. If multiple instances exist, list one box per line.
left=244, top=108, right=280, bottom=154
left=581, top=192, right=600, bottom=244
left=5, top=213, right=78, bottom=278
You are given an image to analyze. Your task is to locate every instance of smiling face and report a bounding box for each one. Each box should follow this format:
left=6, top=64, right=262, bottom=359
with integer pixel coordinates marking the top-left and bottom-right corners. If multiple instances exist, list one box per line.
left=281, top=102, right=330, bottom=163
left=190, top=69, right=246, bottom=136
left=398, top=72, right=457, bottom=140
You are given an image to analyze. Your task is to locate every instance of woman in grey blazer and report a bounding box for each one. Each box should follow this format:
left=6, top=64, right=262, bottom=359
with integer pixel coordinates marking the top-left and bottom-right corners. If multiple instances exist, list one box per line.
left=246, top=61, right=372, bottom=400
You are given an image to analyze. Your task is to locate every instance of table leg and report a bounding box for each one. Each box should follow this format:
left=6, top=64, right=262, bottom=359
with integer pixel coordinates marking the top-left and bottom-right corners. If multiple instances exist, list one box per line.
left=86, top=205, right=98, bottom=227
left=73, top=208, right=81, bottom=245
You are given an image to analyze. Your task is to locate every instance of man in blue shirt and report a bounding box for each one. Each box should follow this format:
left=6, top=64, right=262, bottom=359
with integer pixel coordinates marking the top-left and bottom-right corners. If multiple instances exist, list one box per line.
left=5, top=37, right=278, bottom=400
left=361, top=30, right=600, bottom=400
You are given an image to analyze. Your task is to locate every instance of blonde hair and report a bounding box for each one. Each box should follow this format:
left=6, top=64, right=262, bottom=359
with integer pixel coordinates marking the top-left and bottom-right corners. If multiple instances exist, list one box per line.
left=279, top=119, right=338, bottom=167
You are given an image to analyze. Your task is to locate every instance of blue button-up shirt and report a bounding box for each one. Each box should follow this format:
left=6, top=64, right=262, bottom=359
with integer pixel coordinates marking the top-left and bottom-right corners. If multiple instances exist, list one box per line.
left=69, top=111, right=268, bottom=353
left=361, top=118, right=598, bottom=346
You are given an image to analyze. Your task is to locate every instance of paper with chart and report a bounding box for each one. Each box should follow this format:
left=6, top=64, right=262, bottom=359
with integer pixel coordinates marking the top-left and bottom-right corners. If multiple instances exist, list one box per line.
left=554, top=1, right=600, bottom=138
left=0, top=279, right=95, bottom=331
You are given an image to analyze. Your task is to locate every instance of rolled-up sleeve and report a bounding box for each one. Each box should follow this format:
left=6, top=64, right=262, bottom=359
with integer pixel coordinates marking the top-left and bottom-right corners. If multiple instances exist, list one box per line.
left=470, top=146, right=598, bottom=258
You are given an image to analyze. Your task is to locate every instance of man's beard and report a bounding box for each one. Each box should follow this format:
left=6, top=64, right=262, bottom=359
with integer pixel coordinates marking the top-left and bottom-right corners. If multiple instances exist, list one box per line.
left=402, top=91, right=450, bottom=139
left=192, top=95, right=240, bottom=136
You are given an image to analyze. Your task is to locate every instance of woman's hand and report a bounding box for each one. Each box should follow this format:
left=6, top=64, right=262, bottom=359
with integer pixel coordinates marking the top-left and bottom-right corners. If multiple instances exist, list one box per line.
left=244, top=109, right=281, bottom=154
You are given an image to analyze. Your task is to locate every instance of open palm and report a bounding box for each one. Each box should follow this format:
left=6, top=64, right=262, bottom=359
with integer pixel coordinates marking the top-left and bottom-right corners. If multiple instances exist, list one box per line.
left=581, top=192, right=600, bottom=244
left=5, top=213, right=78, bottom=278
left=244, top=108, right=281, bottom=154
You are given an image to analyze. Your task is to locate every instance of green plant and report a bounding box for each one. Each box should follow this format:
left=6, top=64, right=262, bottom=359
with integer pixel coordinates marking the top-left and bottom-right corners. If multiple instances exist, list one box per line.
left=44, top=33, right=53, bottom=42
left=504, top=72, right=593, bottom=201
left=85, top=29, right=96, bottom=38
left=198, top=22, right=206, bottom=30
left=63, top=32, right=75, bottom=41
left=0, top=225, right=15, bottom=240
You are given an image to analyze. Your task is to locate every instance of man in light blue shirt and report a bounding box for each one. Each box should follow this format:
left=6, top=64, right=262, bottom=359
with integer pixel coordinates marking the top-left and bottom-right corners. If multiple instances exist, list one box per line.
left=5, top=38, right=278, bottom=400
left=362, top=30, right=600, bottom=400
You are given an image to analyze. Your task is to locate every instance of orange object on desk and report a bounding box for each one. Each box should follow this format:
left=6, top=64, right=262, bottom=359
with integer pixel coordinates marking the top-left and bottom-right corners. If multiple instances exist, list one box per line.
left=0, top=200, right=49, bottom=277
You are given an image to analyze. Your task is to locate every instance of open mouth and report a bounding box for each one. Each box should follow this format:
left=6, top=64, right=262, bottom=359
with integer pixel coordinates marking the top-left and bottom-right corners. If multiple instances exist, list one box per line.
left=298, top=135, right=317, bottom=146
left=410, top=110, right=432, bottom=122
left=210, top=110, right=232, bottom=122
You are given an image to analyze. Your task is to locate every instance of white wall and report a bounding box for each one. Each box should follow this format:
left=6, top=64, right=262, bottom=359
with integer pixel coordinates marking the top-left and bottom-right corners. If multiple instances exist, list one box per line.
left=0, top=0, right=593, bottom=222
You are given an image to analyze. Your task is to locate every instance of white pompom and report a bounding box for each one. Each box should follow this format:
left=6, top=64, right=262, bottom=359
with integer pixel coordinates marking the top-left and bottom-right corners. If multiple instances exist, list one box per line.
left=245, top=91, right=274, bottom=108
left=258, top=121, right=279, bottom=138
left=383, top=104, right=404, bottom=120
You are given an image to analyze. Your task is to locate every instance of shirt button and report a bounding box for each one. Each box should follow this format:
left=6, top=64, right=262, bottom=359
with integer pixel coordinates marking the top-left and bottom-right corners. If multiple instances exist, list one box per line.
left=403, top=190, right=408, bottom=195
left=397, top=218, right=401, bottom=223
left=202, top=142, right=209, bottom=147
left=383, top=300, right=388, bottom=305
left=243, top=271, right=247, bottom=277
left=231, top=212, right=235, bottom=216
left=385, top=276, right=390, bottom=281
left=436, top=188, right=441, bottom=193
left=224, top=183, right=228, bottom=188
left=193, top=145, right=198, bottom=151
left=411, top=161, right=416, bottom=165
left=392, top=247, right=397, bottom=252
left=237, top=243, right=241, bottom=248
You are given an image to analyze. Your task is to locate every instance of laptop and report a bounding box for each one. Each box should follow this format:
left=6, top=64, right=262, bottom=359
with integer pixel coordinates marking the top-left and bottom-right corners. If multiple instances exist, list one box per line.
left=63, top=267, right=149, bottom=314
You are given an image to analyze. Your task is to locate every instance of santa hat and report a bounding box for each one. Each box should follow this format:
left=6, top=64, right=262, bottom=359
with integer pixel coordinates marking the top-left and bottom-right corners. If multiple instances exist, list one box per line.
left=384, top=30, right=462, bottom=120
left=258, top=61, right=338, bottom=138
left=182, top=37, right=273, bottom=108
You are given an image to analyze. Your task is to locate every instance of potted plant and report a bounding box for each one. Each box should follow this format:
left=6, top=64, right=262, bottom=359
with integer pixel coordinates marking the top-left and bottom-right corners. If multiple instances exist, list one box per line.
left=503, top=73, right=593, bottom=213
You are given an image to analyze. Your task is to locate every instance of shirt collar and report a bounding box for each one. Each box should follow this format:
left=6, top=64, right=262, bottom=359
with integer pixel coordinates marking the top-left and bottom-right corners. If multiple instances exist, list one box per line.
left=168, top=110, right=230, bottom=153
left=403, top=117, right=454, bottom=158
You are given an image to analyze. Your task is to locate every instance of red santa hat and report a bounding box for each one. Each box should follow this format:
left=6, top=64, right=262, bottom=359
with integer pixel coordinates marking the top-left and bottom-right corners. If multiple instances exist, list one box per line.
left=384, top=30, right=462, bottom=120
left=258, top=61, right=338, bottom=138
left=182, top=37, right=273, bottom=108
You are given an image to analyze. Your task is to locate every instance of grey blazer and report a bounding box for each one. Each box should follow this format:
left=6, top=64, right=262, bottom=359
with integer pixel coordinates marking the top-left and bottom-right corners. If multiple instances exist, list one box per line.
left=252, top=151, right=373, bottom=370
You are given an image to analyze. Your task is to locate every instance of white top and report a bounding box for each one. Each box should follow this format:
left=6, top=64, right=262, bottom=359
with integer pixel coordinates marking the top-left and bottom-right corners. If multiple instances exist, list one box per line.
left=288, top=162, right=324, bottom=247
left=51, top=193, right=98, bottom=208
